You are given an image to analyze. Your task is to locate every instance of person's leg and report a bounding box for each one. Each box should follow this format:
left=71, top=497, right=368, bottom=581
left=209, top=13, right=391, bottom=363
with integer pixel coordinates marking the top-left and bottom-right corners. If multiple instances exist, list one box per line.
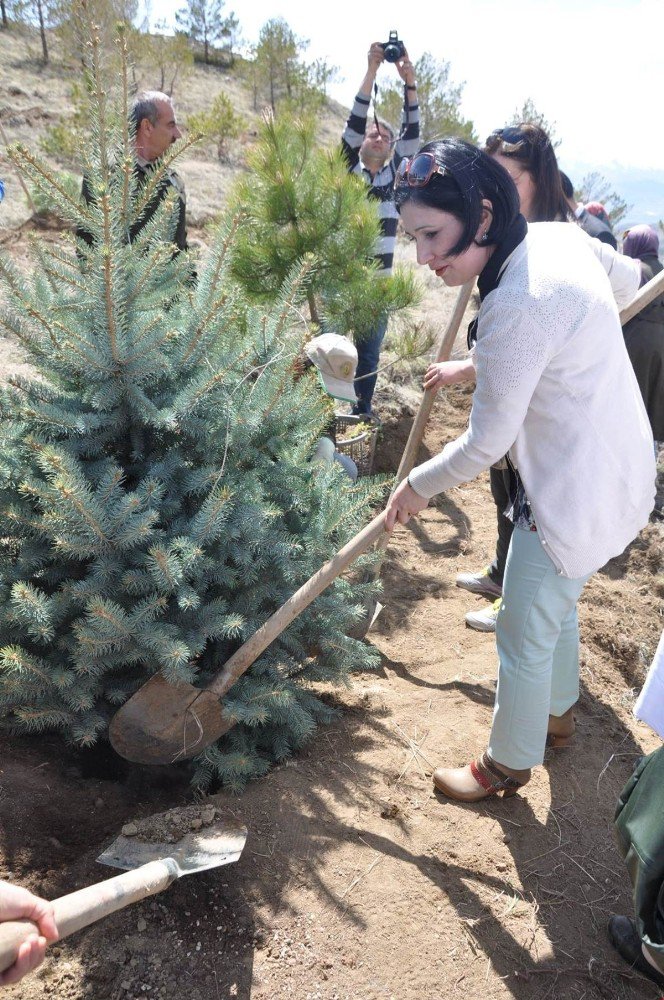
left=487, top=465, right=514, bottom=587
left=353, top=316, right=388, bottom=416
left=611, top=746, right=664, bottom=985
left=488, top=528, right=591, bottom=771
left=548, top=603, right=581, bottom=715
left=456, top=466, right=512, bottom=619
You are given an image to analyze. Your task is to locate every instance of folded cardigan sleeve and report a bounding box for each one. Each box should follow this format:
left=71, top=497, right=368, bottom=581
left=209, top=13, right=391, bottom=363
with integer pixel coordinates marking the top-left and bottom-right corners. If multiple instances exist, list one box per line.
left=581, top=231, right=641, bottom=310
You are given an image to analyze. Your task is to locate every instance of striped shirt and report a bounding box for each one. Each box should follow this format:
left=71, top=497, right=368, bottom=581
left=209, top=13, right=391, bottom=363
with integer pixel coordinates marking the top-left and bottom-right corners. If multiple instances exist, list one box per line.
left=341, top=93, right=420, bottom=276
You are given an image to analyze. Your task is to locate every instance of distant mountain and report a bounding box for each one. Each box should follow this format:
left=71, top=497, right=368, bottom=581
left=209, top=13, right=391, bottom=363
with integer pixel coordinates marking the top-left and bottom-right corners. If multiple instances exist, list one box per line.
left=559, top=160, right=664, bottom=231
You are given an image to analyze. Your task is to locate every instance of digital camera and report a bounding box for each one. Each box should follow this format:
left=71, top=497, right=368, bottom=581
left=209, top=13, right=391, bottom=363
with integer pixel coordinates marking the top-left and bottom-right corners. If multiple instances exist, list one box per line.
left=381, top=30, right=405, bottom=64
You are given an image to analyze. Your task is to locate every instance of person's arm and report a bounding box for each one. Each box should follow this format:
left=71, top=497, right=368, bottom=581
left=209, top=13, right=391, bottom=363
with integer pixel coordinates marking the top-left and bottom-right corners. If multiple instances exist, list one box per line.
left=0, top=882, right=58, bottom=987
left=341, top=43, right=384, bottom=169
left=394, top=48, right=420, bottom=161
left=407, top=297, right=555, bottom=499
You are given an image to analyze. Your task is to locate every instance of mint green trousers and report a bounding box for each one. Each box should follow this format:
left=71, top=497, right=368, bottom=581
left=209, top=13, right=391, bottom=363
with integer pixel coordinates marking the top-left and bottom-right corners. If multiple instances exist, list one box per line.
left=488, top=527, right=592, bottom=770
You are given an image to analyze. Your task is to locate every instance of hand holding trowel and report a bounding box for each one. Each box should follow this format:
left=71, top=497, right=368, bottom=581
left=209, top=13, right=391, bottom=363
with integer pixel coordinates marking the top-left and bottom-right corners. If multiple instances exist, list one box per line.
left=0, top=816, right=247, bottom=978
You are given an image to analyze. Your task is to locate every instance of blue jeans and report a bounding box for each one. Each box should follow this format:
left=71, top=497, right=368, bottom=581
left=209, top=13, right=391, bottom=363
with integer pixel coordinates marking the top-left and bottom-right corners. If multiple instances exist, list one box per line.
left=353, top=316, right=388, bottom=416
left=488, top=527, right=592, bottom=770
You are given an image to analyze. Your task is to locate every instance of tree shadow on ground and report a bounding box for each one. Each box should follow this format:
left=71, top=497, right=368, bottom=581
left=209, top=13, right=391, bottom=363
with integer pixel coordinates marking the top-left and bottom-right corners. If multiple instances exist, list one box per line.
left=368, top=489, right=473, bottom=641
left=374, top=650, right=496, bottom=708
left=417, top=676, right=657, bottom=1000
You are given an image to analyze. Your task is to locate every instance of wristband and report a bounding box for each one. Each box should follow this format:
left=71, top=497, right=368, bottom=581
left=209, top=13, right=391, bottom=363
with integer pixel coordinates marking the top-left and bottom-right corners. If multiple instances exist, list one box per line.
left=405, top=84, right=416, bottom=91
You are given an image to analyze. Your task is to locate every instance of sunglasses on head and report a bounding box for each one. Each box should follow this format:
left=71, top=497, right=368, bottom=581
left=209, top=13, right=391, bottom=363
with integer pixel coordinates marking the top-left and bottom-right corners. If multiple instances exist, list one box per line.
left=396, top=152, right=448, bottom=187
left=485, top=127, right=529, bottom=155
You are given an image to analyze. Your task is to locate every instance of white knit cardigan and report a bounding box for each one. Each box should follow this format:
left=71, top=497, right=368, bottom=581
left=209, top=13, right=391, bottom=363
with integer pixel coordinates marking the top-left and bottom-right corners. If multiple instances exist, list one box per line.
left=409, top=222, right=655, bottom=579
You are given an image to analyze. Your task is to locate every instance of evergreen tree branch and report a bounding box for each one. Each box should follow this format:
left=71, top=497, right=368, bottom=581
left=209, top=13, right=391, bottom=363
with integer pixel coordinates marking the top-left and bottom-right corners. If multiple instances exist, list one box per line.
left=125, top=315, right=171, bottom=360
left=181, top=294, right=229, bottom=364
left=101, top=194, right=121, bottom=362
left=116, top=26, right=131, bottom=229
left=124, top=245, right=174, bottom=307
left=8, top=145, right=92, bottom=225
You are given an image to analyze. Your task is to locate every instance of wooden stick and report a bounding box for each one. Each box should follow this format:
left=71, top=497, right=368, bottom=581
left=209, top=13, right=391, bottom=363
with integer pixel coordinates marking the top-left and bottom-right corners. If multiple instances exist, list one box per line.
left=205, top=510, right=390, bottom=698
left=619, top=266, right=664, bottom=325
left=368, top=279, right=475, bottom=576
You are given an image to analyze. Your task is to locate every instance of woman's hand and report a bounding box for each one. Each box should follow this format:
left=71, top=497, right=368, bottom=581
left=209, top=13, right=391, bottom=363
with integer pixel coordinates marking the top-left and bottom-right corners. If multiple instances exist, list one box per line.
left=0, top=882, right=59, bottom=986
left=423, top=359, right=475, bottom=393
left=385, top=477, right=430, bottom=531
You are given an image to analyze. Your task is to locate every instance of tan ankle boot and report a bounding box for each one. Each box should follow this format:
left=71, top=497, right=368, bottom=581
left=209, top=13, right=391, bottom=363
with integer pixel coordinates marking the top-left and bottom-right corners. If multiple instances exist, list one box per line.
left=433, top=752, right=530, bottom=802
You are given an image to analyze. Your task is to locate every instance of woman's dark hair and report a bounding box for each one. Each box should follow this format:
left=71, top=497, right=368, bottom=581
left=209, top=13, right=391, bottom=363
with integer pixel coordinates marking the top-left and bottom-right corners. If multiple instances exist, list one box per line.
left=484, top=123, right=570, bottom=223
left=394, top=138, right=521, bottom=256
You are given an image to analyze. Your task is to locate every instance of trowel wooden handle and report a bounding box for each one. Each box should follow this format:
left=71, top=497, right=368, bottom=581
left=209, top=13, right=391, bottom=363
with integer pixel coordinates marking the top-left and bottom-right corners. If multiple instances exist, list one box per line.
left=0, top=860, right=177, bottom=974
left=207, top=510, right=390, bottom=698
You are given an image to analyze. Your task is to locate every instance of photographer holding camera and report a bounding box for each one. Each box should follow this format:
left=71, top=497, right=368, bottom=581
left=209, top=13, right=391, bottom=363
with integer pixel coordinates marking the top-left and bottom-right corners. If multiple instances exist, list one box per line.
left=341, top=36, right=419, bottom=415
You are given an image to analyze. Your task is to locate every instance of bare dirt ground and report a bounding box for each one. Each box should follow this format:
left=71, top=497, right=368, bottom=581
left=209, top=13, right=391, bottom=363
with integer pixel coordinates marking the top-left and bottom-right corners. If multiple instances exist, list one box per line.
left=1, top=223, right=664, bottom=1000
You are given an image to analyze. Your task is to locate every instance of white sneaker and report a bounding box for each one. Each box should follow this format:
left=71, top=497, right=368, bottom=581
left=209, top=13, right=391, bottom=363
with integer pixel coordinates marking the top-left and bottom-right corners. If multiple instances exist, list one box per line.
left=465, top=597, right=502, bottom=633
left=456, top=567, right=502, bottom=599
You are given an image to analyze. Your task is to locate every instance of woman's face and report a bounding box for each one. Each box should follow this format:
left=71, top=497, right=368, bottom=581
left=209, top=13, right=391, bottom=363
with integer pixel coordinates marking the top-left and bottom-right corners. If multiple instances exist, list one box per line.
left=491, top=152, right=536, bottom=222
left=400, top=201, right=493, bottom=286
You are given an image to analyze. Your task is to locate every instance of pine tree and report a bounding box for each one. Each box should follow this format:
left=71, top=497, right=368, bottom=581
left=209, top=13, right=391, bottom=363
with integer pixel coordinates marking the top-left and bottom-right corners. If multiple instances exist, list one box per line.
left=175, top=0, right=236, bottom=67
left=228, top=112, right=418, bottom=339
left=0, top=18, right=384, bottom=792
left=188, top=91, right=242, bottom=163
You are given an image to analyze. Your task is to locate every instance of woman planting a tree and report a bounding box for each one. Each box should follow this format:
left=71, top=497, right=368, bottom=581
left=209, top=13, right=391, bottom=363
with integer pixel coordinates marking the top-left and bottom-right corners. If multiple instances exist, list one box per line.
left=385, top=138, right=654, bottom=802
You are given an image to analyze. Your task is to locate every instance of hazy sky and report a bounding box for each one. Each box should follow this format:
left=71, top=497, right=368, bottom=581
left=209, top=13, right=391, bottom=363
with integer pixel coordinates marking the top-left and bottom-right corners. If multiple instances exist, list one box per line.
left=150, top=0, right=663, bottom=175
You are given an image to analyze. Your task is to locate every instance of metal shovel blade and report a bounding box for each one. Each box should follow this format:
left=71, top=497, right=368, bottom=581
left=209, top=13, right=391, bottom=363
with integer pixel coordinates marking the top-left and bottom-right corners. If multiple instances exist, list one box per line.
left=97, top=820, right=248, bottom=875
left=109, top=511, right=389, bottom=767
left=108, top=673, right=232, bottom=766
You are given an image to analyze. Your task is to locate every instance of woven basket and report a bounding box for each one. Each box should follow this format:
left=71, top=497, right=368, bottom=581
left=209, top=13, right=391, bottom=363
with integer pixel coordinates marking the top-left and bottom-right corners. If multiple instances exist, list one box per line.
left=334, top=414, right=380, bottom=477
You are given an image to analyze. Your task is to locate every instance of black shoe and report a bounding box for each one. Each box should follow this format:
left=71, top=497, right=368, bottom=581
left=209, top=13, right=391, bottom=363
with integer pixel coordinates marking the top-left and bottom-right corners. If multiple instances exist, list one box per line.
left=607, top=915, right=664, bottom=988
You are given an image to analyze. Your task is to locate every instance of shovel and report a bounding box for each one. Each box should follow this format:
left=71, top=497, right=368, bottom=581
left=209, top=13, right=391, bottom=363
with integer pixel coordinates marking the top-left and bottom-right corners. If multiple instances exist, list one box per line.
left=109, top=511, right=391, bottom=766
left=0, top=819, right=247, bottom=976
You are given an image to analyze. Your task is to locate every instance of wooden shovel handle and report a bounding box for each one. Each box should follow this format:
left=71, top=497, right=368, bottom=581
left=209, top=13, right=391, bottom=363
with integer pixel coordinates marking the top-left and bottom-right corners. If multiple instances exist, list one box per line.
left=206, top=510, right=389, bottom=698
left=394, top=279, right=476, bottom=483
left=0, top=860, right=177, bottom=974
left=620, top=266, right=664, bottom=325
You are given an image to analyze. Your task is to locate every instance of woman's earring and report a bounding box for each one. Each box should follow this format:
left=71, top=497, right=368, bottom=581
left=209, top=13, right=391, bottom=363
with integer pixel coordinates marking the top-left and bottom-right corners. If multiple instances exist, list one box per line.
left=481, top=231, right=489, bottom=242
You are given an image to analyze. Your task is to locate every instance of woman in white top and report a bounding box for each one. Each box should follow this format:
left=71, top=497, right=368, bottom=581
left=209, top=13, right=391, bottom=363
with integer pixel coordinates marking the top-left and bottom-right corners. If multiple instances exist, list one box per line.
left=385, top=138, right=654, bottom=802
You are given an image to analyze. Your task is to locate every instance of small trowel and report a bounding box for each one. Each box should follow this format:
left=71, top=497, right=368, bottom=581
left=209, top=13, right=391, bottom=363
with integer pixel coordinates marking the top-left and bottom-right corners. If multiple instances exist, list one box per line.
left=0, top=817, right=247, bottom=975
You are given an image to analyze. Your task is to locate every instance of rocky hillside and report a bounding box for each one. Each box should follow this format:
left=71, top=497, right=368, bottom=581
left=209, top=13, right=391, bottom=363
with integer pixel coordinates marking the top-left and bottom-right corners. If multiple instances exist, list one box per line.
left=0, top=24, right=349, bottom=231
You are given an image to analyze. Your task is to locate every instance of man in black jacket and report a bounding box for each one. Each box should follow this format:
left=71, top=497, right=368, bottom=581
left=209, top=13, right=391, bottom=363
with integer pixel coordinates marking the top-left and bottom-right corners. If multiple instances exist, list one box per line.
left=79, top=91, right=188, bottom=252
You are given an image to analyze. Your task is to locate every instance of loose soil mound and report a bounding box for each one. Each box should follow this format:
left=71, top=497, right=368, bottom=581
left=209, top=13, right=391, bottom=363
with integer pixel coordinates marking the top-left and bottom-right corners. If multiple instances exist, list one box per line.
left=121, top=804, right=220, bottom=844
